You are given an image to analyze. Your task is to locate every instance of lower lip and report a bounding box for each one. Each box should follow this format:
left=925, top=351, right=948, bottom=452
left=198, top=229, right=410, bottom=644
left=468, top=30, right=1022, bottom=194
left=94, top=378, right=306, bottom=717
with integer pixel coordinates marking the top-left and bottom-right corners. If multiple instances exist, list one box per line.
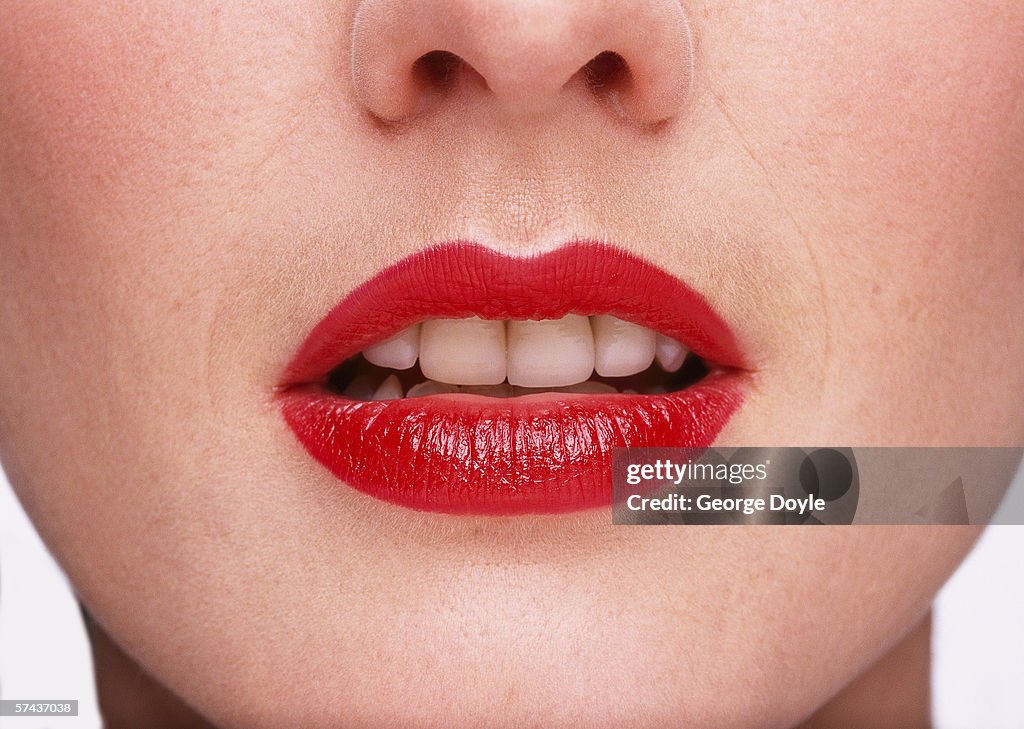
left=280, top=374, right=744, bottom=515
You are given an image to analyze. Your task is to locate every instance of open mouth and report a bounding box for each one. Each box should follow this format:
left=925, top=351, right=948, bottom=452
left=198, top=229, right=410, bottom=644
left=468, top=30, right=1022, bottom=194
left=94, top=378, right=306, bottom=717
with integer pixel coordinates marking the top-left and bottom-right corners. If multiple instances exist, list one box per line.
left=278, top=242, right=748, bottom=515
left=325, top=315, right=710, bottom=401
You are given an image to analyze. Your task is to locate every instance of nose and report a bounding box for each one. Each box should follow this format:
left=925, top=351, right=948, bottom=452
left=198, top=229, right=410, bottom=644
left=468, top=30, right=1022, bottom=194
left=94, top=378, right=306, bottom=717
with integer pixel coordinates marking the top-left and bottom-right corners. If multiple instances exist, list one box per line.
left=350, top=0, right=695, bottom=125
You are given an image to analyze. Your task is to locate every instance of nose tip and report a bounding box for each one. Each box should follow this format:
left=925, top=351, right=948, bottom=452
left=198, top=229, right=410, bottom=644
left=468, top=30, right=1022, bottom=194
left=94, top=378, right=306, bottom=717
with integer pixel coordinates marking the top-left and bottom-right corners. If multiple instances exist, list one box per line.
left=350, top=0, right=695, bottom=125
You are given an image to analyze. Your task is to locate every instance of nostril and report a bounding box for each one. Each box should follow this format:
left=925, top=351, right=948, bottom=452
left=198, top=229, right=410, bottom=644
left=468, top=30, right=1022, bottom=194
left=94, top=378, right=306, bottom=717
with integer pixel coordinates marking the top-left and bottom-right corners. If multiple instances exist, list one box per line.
left=412, top=50, right=463, bottom=90
left=351, top=0, right=694, bottom=126
left=582, top=51, right=631, bottom=106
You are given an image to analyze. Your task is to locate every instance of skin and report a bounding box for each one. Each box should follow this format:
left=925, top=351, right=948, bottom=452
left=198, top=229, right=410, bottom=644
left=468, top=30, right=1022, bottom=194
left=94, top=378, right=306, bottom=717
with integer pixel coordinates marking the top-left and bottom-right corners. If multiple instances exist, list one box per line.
left=1, top=1, right=1022, bottom=727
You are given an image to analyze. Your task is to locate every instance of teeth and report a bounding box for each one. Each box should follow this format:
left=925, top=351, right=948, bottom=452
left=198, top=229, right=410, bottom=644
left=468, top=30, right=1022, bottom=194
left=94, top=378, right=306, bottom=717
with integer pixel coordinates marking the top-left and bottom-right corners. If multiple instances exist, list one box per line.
left=507, top=315, right=595, bottom=388
left=371, top=374, right=403, bottom=401
left=363, top=324, right=420, bottom=370
left=591, top=315, right=657, bottom=377
left=655, top=334, right=688, bottom=373
left=355, top=316, right=697, bottom=394
left=420, top=317, right=507, bottom=386
left=406, top=380, right=460, bottom=397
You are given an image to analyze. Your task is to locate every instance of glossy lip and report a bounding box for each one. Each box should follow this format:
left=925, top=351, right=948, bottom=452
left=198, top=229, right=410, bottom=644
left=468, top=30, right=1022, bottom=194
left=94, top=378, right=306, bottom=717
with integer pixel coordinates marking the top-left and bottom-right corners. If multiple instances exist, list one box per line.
left=278, top=241, right=748, bottom=515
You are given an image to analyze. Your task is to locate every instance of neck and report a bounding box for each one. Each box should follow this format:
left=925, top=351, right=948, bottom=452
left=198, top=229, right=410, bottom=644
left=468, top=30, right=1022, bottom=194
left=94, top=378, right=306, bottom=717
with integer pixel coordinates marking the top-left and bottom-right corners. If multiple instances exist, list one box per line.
left=800, top=612, right=932, bottom=728
left=84, top=611, right=216, bottom=729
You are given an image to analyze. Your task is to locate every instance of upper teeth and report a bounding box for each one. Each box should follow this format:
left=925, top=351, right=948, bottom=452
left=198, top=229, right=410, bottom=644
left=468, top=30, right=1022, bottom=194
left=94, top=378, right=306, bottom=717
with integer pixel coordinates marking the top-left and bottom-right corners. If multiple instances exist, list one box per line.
left=361, top=315, right=688, bottom=389
left=592, top=314, right=657, bottom=377
left=421, top=317, right=508, bottom=385
left=505, top=315, right=595, bottom=387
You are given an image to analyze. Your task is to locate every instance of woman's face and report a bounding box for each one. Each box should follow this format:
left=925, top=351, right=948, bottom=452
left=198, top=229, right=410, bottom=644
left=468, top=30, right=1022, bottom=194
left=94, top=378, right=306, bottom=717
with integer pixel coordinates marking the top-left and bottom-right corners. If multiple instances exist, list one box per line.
left=1, top=1, right=1022, bottom=727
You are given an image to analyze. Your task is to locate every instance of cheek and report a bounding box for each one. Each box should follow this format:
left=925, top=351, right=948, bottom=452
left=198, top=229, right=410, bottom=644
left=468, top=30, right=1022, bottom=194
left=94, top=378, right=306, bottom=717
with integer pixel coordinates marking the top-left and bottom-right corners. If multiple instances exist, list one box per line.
left=0, top=4, right=221, bottom=344
left=0, top=5, right=252, bottom=519
left=0, top=1, right=337, bottom=229
left=0, top=2, right=332, bottom=417
left=790, top=4, right=1023, bottom=270
left=818, top=13, right=1024, bottom=441
left=722, top=3, right=1024, bottom=211
left=703, top=2, right=1024, bottom=443
left=720, top=2, right=1024, bottom=265
left=1, top=4, right=203, bottom=206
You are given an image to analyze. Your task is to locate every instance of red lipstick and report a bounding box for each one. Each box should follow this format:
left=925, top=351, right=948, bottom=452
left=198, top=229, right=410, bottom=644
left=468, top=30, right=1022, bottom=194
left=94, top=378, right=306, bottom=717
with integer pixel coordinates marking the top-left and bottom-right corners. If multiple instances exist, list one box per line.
left=278, top=242, right=746, bottom=515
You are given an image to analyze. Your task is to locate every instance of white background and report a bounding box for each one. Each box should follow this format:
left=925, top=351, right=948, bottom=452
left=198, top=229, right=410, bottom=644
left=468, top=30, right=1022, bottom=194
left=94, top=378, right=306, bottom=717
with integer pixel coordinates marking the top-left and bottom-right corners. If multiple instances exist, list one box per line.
left=2, top=466, right=1022, bottom=729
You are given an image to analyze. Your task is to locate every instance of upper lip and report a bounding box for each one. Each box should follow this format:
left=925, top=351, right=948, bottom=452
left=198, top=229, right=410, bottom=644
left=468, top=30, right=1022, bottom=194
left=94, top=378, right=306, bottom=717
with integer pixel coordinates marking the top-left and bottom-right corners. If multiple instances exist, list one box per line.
left=278, top=240, right=748, bottom=515
left=279, top=240, right=746, bottom=388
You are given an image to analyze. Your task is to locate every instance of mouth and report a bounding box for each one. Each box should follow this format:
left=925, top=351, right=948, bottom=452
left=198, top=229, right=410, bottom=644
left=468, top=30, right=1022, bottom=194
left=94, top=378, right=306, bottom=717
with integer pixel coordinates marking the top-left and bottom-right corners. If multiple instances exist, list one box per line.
left=278, top=241, right=748, bottom=515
